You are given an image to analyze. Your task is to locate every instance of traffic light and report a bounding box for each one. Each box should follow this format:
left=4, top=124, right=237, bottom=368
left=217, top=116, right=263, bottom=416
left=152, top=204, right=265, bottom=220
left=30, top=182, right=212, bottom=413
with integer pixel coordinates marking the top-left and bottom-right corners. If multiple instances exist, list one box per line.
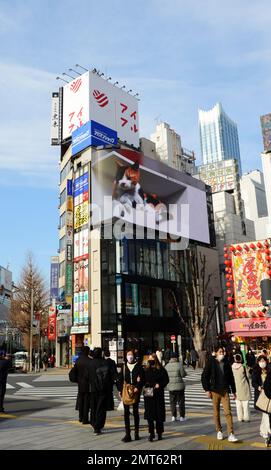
left=56, top=303, right=71, bottom=310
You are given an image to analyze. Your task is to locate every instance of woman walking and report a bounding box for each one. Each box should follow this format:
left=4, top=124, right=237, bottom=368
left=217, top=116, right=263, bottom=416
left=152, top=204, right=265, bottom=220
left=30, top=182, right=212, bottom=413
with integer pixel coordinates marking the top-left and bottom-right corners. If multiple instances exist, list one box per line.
left=231, top=353, right=251, bottom=423
left=252, top=354, right=270, bottom=443
left=144, top=353, right=169, bottom=441
left=165, top=352, right=187, bottom=422
left=117, top=350, right=144, bottom=442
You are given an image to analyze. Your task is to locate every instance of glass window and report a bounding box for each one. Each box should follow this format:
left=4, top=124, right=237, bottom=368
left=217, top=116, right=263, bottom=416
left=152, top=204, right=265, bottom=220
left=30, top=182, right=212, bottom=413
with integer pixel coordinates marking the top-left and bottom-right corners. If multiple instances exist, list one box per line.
left=125, top=283, right=139, bottom=315
left=143, top=244, right=150, bottom=277
left=139, top=285, right=151, bottom=316
left=59, top=261, right=65, bottom=277
left=157, top=242, right=163, bottom=279
left=153, top=332, right=165, bottom=352
left=60, top=212, right=66, bottom=229
left=151, top=287, right=163, bottom=317
left=136, top=242, right=144, bottom=276
left=128, top=241, right=136, bottom=274
left=60, top=161, right=71, bottom=183
left=59, top=235, right=66, bottom=252
left=60, top=188, right=66, bottom=206
left=150, top=243, right=157, bottom=278
left=163, top=288, right=175, bottom=317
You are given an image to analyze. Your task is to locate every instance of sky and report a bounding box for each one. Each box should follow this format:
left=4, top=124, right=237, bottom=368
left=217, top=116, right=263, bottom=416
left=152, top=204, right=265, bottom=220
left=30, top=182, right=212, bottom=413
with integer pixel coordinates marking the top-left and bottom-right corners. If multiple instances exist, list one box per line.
left=0, top=0, right=271, bottom=282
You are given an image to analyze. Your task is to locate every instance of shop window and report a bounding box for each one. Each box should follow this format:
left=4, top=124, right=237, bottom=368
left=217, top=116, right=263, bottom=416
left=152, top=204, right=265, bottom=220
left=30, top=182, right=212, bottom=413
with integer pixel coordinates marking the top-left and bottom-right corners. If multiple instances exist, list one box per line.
left=125, top=283, right=139, bottom=315
left=151, top=287, right=163, bottom=317
left=139, top=285, right=151, bottom=316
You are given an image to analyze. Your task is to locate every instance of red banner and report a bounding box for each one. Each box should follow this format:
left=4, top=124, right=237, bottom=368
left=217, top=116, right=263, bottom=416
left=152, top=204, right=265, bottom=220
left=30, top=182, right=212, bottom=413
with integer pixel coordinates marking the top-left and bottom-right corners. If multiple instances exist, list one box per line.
left=48, top=313, right=56, bottom=341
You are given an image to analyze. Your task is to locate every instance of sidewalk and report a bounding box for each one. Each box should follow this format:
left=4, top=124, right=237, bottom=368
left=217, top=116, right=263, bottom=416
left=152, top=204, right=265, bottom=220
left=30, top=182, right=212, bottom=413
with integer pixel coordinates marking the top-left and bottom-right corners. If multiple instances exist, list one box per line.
left=0, top=396, right=268, bottom=451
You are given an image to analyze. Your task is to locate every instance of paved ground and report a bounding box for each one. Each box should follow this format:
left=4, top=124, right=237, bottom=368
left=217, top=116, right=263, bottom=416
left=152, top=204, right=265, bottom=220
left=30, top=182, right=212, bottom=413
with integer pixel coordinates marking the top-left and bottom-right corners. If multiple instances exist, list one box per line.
left=1, top=367, right=270, bottom=451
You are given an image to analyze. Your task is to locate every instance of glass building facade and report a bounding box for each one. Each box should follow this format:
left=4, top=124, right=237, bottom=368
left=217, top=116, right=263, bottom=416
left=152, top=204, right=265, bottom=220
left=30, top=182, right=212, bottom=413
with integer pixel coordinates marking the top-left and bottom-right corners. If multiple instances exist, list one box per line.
left=199, top=103, right=242, bottom=174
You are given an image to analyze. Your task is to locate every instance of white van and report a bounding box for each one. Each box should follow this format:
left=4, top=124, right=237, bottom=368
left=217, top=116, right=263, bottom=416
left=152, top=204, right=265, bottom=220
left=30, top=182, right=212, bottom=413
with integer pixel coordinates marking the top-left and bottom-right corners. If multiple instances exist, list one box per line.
left=13, top=351, right=28, bottom=369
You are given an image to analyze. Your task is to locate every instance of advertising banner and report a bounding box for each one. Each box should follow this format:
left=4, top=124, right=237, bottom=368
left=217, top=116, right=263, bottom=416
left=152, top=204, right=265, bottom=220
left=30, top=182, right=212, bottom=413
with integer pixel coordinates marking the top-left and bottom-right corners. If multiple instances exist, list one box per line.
left=73, top=293, right=79, bottom=325
left=73, top=291, right=89, bottom=325
left=232, top=242, right=269, bottom=316
left=74, top=259, right=89, bottom=293
left=48, top=312, right=56, bottom=341
left=65, top=263, right=73, bottom=296
left=66, top=244, right=73, bottom=262
left=51, top=92, right=59, bottom=145
left=72, top=120, right=117, bottom=156
left=260, top=113, right=271, bottom=153
left=74, top=172, right=89, bottom=207
left=62, top=71, right=139, bottom=147
left=50, top=260, right=59, bottom=300
left=198, top=159, right=238, bottom=193
left=74, top=201, right=88, bottom=229
left=74, top=229, right=89, bottom=261
left=67, top=179, right=73, bottom=196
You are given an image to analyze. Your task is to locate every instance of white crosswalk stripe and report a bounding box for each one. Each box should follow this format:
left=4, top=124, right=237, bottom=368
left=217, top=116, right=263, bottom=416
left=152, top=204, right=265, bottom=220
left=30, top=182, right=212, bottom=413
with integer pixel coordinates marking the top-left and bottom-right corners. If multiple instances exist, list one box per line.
left=33, top=375, right=69, bottom=382
left=6, top=383, right=15, bottom=389
left=15, top=382, right=34, bottom=388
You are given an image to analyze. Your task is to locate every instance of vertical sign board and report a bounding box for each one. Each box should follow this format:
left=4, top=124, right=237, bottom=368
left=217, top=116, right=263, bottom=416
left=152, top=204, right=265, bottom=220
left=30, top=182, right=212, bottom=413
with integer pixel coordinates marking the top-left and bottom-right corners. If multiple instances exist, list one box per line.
left=51, top=92, right=60, bottom=145
left=261, top=113, right=271, bottom=153
left=62, top=73, right=90, bottom=140
left=66, top=263, right=73, bottom=296
left=48, top=307, right=56, bottom=341
left=50, top=256, right=59, bottom=300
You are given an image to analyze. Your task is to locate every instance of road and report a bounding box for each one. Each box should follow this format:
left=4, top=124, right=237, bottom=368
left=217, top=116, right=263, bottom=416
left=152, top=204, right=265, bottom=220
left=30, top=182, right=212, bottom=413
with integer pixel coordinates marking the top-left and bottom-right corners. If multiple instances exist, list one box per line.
left=0, top=367, right=270, bottom=450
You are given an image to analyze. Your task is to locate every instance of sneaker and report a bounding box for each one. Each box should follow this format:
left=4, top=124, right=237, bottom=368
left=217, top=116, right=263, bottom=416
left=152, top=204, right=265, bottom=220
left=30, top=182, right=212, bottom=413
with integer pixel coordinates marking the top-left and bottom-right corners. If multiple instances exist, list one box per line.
left=217, top=431, right=223, bottom=440
left=171, top=416, right=176, bottom=422
left=228, top=433, right=238, bottom=443
left=179, top=417, right=187, bottom=422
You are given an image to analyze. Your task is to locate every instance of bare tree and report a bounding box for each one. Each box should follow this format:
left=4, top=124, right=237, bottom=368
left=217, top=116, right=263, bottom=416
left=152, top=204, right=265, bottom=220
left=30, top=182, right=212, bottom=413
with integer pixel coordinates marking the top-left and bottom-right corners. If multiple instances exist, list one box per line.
left=170, top=246, right=220, bottom=352
left=9, top=252, right=49, bottom=350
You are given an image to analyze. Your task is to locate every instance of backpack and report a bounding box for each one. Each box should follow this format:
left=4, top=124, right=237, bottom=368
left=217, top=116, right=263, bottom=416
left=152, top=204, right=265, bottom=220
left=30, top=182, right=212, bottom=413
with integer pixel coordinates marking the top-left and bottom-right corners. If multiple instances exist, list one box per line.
left=95, top=365, right=111, bottom=392
left=69, top=366, right=78, bottom=383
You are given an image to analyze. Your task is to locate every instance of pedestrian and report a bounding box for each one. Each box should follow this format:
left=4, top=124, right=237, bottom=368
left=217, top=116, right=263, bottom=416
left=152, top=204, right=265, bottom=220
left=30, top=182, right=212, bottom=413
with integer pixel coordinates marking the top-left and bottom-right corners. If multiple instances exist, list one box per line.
left=0, top=351, right=10, bottom=413
left=164, top=347, right=171, bottom=365
left=156, top=347, right=163, bottom=365
left=42, top=351, right=49, bottom=371
left=262, top=366, right=271, bottom=446
left=231, top=353, right=251, bottom=423
left=117, top=349, right=144, bottom=442
left=190, top=348, right=198, bottom=370
left=246, top=347, right=256, bottom=376
left=49, top=354, right=56, bottom=368
left=88, top=347, right=111, bottom=435
left=185, top=349, right=191, bottom=367
left=252, top=355, right=269, bottom=411
left=143, top=353, right=169, bottom=442
left=73, top=346, right=92, bottom=424
left=165, top=351, right=187, bottom=422
left=104, top=349, right=118, bottom=411
left=201, top=345, right=238, bottom=442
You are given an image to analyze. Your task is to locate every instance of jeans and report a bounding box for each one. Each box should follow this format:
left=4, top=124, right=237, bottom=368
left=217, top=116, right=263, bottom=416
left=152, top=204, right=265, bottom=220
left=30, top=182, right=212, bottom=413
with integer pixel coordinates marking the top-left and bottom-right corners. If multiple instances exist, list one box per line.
left=211, top=390, right=234, bottom=435
left=169, top=390, right=185, bottom=418
left=124, top=403, right=140, bottom=434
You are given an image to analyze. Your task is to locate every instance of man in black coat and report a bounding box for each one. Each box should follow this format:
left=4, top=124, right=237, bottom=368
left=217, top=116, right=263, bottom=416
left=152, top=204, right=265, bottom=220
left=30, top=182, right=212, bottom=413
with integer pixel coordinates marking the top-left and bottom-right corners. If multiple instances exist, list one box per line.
left=89, top=347, right=111, bottom=435
left=73, top=346, right=92, bottom=424
left=0, top=351, right=10, bottom=413
left=201, top=346, right=238, bottom=442
left=104, top=349, right=118, bottom=411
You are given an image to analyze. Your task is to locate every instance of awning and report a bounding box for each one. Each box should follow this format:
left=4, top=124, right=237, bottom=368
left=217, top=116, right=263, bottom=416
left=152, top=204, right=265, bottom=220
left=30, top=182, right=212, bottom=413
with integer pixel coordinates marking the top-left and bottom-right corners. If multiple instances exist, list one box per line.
left=225, top=318, right=271, bottom=337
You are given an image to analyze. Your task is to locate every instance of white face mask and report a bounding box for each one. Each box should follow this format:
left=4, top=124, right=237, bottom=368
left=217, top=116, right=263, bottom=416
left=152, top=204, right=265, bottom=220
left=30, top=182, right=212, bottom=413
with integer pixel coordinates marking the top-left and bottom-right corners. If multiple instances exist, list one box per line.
left=217, top=354, right=224, bottom=362
left=127, top=355, right=134, bottom=364
left=259, top=362, right=267, bottom=369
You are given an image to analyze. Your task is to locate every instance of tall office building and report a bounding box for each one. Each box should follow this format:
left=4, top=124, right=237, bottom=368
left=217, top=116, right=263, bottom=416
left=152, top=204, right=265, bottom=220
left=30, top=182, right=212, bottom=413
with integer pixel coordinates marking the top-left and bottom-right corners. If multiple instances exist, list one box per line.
left=199, top=102, right=242, bottom=173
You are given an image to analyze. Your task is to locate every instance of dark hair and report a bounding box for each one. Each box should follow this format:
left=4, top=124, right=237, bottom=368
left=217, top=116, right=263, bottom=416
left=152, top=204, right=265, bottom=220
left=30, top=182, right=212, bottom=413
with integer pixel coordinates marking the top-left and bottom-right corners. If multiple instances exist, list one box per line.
left=214, top=345, right=224, bottom=353
left=170, top=351, right=178, bottom=359
left=234, top=354, right=242, bottom=362
left=146, top=353, right=161, bottom=369
left=257, top=355, right=268, bottom=364
left=262, top=349, right=268, bottom=355
left=104, top=349, right=110, bottom=358
left=81, top=346, right=90, bottom=356
left=93, top=347, right=102, bottom=359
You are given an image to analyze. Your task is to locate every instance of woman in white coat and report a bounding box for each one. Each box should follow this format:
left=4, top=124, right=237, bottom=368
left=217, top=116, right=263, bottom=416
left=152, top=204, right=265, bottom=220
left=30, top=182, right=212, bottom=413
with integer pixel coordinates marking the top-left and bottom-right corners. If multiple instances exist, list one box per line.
left=232, top=353, right=251, bottom=422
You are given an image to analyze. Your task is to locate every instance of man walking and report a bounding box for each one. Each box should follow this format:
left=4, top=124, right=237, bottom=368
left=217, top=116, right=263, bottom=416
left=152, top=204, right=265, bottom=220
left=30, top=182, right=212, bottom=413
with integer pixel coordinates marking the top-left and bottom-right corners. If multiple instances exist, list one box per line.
left=73, top=346, right=92, bottom=424
left=89, top=348, right=111, bottom=435
left=0, top=351, right=10, bottom=413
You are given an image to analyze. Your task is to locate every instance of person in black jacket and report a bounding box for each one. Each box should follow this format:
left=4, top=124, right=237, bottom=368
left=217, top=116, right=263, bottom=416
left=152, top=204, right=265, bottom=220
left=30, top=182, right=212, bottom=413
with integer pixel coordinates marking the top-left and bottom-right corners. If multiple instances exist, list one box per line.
left=0, top=351, right=10, bottom=412
left=104, top=349, right=118, bottom=411
left=252, top=354, right=269, bottom=410
left=88, top=347, right=111, bottom=435
left=73, top=346, right=92, bottom=424
left=246, top=348, right=256, bottom=375
left=201, top=345, right=238, bottom=442
left=117, top=349, right=144, bottom=442
left=144, top=353, right=169, bottom=441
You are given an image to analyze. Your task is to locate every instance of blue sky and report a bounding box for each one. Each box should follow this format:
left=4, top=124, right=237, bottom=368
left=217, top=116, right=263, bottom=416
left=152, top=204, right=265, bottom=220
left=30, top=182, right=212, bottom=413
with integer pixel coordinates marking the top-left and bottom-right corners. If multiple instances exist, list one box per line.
left=0, top=0, right=271, bottom=282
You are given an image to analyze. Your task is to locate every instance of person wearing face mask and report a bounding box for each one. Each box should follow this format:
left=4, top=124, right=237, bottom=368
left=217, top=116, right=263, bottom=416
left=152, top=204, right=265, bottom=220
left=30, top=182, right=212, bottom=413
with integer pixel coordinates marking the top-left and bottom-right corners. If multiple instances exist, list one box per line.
left=143, top=353, right=169, bottom=442
left=117, top=350, right=144, bottom=443
left=252, top=355, right=271, bottom=443
left=201, top=345, right=238, bottom=442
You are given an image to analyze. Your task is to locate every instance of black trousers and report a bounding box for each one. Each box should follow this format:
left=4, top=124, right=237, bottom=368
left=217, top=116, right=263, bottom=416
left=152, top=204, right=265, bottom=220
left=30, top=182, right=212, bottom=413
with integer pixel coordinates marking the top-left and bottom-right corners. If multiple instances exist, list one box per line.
left=0, top=383, right=6, bottom=411
left=148, top=420, right=164, bottom=436
left=169, top=390, right=185, bottom=418
left=77, top=391, right=90, bottom=423
left=90, top=392, right=107, bottom=431
left=124, top=403, right=140, bottom=434
left=192, top=361, right=196, bottom=370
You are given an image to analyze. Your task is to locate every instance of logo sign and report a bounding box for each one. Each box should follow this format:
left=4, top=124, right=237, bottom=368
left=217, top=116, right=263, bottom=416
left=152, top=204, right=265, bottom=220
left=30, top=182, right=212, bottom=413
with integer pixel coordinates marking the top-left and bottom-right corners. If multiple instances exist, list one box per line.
left=93, top=89, right=109, bottom=107
left=72, top=120, right=118, bottom=156
left=67, top=179, right=73, bottom=196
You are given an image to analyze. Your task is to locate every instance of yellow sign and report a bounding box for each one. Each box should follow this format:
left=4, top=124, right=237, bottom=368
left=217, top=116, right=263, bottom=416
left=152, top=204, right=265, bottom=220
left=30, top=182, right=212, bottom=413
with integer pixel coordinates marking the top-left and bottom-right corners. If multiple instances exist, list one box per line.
left=74, top=201, right=88, bottom=229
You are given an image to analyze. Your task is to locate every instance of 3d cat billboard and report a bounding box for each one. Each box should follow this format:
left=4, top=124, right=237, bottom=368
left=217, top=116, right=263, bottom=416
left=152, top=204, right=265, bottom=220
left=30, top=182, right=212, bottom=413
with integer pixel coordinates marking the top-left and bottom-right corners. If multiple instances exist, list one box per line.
left=91, top=149, right=210, bottom=243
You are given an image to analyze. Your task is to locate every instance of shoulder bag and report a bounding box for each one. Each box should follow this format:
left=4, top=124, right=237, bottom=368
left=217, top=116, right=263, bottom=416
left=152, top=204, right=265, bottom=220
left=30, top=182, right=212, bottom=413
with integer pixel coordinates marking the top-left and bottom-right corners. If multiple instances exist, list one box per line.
left=122, top=365, right=138, bottom=406
left=256, top=389, right=271, bottom=414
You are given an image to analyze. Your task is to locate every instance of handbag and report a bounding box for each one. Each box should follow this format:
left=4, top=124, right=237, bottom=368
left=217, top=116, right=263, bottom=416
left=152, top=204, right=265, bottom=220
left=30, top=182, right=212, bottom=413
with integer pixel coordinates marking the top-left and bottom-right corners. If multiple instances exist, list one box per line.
left=143, top=386, right=154, bottom=398
left=122, top=365, right=138, bottom=406
left=69, top=366, right=78, bottom=383
left=256, top=390, right=271, bottom=414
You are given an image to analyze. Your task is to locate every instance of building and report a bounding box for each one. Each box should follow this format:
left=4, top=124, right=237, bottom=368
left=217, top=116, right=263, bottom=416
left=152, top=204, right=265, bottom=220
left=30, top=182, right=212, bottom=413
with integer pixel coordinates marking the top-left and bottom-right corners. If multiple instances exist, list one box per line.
left=240, top=170, right=269, bottom=240
left=260, top=113, right=271, bottom=238
left=199, top=102, right=242, bottom=174
left=150, top=122, right=196, bottom=174
left=0, top=266, right=20, bottom=352
left=52, top=69, right=222, bottom=363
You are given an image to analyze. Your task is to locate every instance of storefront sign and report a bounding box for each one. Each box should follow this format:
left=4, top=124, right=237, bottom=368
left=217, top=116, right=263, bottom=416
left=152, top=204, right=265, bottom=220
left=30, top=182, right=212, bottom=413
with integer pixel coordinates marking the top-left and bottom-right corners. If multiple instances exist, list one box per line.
left=225, top=318, right=271, bottom=337
left=70, top=325, right=89, bottom=334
